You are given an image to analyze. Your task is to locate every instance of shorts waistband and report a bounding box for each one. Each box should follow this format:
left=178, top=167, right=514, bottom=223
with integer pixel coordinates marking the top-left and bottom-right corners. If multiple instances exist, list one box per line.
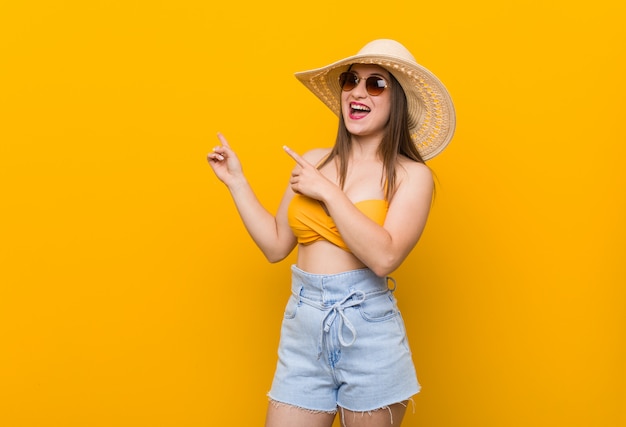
left=290, top=264, right=394, bottom=305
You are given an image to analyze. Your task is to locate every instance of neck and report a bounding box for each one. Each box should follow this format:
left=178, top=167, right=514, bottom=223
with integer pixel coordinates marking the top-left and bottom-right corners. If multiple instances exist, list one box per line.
left=349, top=135, right=383, bottom=161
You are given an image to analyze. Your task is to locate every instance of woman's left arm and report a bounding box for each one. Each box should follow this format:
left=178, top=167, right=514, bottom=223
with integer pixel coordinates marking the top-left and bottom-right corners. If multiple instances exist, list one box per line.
left=284, top=146, right=433, bottom=277
left=327, top=162, right=433, bottom=276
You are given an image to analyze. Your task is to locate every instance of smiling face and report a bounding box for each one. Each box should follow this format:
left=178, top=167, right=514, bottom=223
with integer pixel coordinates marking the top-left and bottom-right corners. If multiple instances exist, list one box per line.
left=340, top=64, right=392, bottom=141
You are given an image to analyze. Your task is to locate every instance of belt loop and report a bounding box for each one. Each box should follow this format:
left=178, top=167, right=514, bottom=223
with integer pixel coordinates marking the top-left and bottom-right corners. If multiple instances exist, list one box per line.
left=297, top=285, right=304, bottom=305
left=386, top=276, right=397, bottom=292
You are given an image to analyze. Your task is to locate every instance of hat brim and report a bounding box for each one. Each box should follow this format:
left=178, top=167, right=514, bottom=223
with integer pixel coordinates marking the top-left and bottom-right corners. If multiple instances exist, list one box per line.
left=295, top=52, right=456, bottom=160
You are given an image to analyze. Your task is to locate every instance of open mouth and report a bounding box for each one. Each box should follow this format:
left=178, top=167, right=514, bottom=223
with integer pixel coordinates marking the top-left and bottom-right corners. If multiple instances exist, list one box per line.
left=350, top=102, right=370, bottom=119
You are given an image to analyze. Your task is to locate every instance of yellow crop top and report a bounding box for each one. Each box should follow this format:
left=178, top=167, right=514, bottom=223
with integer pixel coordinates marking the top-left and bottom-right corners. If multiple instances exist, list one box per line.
left=287, top=194, right=389, bottom=252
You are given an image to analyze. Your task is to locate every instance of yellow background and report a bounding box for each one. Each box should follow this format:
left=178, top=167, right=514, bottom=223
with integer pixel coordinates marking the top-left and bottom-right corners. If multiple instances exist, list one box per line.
left=1, top=0, right=624, bottom=426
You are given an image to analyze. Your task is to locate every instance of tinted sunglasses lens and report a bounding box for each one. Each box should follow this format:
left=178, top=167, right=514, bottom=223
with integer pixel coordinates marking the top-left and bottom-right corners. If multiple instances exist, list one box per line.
left=339, top=72, right=387, bottom=95
left=339, top=72, right=358, bottom=91
left=366, top=76, right=386, bottom=96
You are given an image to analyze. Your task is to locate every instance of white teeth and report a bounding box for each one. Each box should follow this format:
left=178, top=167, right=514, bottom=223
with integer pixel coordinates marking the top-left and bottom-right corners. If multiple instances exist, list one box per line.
left=351, top=103, right=370, bottom=112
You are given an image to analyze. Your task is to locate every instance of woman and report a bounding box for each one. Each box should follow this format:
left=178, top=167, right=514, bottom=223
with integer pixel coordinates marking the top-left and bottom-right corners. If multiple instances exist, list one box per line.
left=208, top=39, right=455, bottom=427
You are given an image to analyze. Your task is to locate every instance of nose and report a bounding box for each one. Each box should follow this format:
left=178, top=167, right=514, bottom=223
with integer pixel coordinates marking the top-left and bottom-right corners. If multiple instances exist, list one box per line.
left=350, top=78, right=368, bottom=98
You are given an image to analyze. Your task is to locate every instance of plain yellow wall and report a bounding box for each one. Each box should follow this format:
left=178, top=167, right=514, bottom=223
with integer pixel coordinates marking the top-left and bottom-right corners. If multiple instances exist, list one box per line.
left=1, top=1, right=624, bottom=426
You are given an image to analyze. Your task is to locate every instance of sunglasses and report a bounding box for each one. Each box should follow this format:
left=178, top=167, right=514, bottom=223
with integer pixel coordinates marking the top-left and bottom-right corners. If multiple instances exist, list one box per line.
left=339, top=71, right=388, bottom=96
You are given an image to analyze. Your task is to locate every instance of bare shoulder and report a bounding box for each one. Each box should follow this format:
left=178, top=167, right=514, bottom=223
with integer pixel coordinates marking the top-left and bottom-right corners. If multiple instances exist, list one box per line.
left=301, top=147, right=332, bottom=165
left=396, top=156, right=434, bottom=188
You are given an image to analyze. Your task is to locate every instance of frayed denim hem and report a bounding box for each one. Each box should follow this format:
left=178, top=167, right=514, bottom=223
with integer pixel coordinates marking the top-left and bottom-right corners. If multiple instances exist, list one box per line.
left=267, top=395, right=337, bottom=415
left=339, top=398, right=415, bottom=426
left=267, top=394, right=415, bottom=426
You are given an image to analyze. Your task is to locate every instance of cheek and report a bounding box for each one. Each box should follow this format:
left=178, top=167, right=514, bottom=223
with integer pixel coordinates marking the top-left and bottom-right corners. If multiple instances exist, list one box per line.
left=340, top=92, right=350, bottom=107
left=374, top=100, right=392, bottom=122
left=340, top=95, right=351, bottom=117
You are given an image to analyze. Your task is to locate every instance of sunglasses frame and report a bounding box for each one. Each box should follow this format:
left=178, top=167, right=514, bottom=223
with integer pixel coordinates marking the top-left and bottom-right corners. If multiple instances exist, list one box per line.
left=338, top=71, right=388, bottom=96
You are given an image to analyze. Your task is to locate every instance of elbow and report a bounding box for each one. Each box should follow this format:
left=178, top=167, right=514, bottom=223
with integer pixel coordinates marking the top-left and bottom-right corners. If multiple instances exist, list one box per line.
left=368, top=254, right=400, bottom=278
left=263, top=245, right=293, bottom=264
left=259, top=237, right=296, bottom=264
left=370, top=265, right=396, bottom=278
left=367, top=235, right=423, bottom=277
left=265, top=253, right=287, bottom=264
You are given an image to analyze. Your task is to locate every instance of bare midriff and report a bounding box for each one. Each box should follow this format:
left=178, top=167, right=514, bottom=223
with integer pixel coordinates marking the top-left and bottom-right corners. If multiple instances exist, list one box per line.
left=296, top=240, right=367, bottom=275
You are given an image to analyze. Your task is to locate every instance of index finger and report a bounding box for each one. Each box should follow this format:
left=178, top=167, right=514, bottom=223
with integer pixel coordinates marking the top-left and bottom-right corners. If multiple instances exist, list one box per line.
left=283, top=145, right=309, bottom=167
left=216, top=132, right=231, bottom=148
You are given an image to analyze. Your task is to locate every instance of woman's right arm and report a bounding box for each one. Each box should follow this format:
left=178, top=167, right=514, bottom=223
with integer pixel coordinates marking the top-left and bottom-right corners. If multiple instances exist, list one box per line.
left=207, top=133, right=297, bottom=262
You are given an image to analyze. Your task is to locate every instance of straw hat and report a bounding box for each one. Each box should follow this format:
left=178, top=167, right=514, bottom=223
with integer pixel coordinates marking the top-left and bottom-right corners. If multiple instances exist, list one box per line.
left=295, top=39, right=456, bottom=160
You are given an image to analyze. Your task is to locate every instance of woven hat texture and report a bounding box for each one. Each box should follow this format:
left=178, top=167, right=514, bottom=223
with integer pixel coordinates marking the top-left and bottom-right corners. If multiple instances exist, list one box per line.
left=295, top=39, right=456, bottom=160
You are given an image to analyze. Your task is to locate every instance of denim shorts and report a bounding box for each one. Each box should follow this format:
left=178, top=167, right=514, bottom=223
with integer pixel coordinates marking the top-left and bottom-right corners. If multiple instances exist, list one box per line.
left=268, top=265, right=420, bottom=412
